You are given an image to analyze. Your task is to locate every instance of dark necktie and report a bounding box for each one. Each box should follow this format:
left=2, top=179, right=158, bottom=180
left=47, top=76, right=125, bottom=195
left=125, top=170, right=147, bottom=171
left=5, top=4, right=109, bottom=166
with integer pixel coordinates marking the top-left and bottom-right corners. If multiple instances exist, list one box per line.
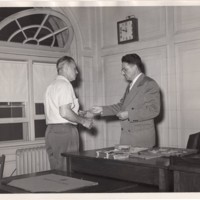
left=125, top=84, right=130, bottom=96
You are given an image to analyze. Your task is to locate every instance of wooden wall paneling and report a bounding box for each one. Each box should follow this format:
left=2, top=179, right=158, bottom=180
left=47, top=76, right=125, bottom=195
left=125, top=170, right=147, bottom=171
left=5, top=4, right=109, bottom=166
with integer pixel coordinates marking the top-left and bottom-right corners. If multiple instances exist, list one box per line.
left=101, top=7, right=166, bottom=49
left=173, top=6, right=200, bottom=46
left=137, top=47, right=168, bottom=147
left=165, top=7, right=179, bottom=148
left=175, top=40, right=200, bottom=148
left=79, top=56, right=95, bottom=150
left=79, top=55, right=107, bottom=150
left=174, top=7, right=200, bottom=35
left=69, top=7, right=93, bottom=50
left=137, top=6, right=166, bottom=41
left=102, top=54, right=126, bottom=146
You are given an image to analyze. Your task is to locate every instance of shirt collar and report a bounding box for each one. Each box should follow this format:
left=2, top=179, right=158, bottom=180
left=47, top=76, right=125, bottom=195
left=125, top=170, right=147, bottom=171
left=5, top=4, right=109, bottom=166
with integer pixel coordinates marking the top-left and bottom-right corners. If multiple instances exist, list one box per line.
left=56, top=75, right=70, bottom=83
left=129, top=73, right=143, bottom=90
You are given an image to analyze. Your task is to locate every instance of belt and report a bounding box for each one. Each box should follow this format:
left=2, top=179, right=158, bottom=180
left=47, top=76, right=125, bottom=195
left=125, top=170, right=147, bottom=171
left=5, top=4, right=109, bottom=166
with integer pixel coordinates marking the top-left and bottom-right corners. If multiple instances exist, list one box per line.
left=48, top=123, right=77, bottom=127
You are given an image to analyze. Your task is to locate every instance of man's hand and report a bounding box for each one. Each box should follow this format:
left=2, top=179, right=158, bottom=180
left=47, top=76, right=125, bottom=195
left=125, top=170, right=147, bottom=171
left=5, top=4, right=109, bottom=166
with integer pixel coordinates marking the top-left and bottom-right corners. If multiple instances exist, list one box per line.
left=79, top=110, right=94, bottom=118
left=90, top=106, right=103, bottom=114
left=82, top=118, right=93, bottom=129
left=116, top=111, right=129, bottom=120
left=78, top=110, right=87, bottom=117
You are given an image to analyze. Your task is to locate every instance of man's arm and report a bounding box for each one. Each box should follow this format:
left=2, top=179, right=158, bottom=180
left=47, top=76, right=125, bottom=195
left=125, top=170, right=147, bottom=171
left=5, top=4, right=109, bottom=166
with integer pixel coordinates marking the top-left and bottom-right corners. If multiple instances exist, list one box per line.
left=92, top=85, right=129, bottom=116
left=59, top=104, right=93, bottom=129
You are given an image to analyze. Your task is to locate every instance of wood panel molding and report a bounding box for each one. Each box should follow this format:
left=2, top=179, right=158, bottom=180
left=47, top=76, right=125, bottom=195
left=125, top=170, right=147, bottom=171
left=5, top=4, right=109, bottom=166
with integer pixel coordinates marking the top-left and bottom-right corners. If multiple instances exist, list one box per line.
left=174, top=7, right=200, bottom=34
left=175, top=40, right=200, bottom=147
left=101, top=7, right=166, bottom=49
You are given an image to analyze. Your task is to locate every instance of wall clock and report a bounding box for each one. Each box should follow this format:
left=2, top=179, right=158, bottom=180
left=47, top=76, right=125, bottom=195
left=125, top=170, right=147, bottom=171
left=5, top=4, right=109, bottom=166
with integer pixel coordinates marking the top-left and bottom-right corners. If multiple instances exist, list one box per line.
left=117, top=17, right=138, bottom=44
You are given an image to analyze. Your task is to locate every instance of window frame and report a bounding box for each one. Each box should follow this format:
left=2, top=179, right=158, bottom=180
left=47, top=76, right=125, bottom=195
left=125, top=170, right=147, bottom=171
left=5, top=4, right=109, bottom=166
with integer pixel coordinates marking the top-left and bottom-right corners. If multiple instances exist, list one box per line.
left=32, top=62, right=57, bottom=139
left=0, top=7, right=77, bottom=147
left=0, top=8, right=74, bottom=52
left=0, top=53, right=66, bottom=147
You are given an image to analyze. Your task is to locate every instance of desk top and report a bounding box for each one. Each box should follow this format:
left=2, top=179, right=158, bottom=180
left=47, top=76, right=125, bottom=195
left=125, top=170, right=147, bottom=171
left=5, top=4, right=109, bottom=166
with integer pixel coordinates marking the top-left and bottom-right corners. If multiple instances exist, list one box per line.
left=0, top=170, right=140, bottom=193
left=62, top=146, right=197, bottom=169
left=170, top=153, right=200, bottom=173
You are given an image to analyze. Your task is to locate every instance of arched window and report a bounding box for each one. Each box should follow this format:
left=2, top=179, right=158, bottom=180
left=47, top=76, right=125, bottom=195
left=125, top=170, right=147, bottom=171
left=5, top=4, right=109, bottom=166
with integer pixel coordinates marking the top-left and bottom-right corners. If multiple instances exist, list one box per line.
left=0, top=8, right=74, bottom=51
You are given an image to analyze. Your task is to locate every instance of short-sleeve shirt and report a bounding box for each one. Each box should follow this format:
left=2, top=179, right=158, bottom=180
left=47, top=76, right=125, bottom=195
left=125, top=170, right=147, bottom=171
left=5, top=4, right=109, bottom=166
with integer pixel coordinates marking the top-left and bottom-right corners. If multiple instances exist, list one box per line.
left=44, top=75, right=79, bottom=125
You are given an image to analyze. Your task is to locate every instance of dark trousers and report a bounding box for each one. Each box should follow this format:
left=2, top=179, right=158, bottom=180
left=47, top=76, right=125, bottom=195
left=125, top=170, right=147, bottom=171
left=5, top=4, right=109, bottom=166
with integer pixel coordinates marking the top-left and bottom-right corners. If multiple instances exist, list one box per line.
left=45, top=123, right=79, bottom=171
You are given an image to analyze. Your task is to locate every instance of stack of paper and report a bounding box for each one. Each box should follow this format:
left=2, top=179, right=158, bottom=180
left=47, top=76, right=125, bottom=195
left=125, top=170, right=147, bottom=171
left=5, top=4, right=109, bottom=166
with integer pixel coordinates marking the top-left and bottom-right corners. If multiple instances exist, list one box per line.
left=8, top=173, right=98, bottom=192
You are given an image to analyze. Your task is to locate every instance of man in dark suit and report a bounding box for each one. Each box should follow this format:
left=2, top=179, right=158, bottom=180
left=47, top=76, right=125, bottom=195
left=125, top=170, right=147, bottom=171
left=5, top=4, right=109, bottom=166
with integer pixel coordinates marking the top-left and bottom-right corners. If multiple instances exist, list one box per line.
left=91, top=53, right=160, bottom=147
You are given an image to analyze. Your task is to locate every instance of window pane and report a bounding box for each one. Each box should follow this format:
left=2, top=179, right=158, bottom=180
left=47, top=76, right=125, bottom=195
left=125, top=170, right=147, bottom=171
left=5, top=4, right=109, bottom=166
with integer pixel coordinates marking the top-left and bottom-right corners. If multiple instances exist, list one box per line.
left=0, top=102, right=25, bottom=118
left=33, top=62, right=57, bottom=104
left=0, top=22, right=19, bottom=41
left=39, top=36, right=54, bottom=46
left=0, top=60, right=28, bottom=102
left=35, top=103, right=45, bottom=115
left=0, top=123, right=24, bottom=141
left=35, top=119, right=47, bottom=138
left=18, top=14, right=45, bottom=27
left=11, top=32, right=26, bottom=43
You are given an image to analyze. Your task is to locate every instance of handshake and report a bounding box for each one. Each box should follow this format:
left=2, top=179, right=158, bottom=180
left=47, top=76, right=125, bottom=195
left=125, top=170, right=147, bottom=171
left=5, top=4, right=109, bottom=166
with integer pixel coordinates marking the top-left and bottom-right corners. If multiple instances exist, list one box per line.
left=78, top=106, right=103, bottom=129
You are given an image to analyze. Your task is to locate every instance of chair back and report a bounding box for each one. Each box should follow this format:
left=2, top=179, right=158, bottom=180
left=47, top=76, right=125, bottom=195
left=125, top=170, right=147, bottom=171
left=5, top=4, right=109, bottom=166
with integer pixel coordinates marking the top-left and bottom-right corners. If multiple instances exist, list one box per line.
left=187, top=132, right=200, bottom=151
left=0, top=154, right=5, bottom=179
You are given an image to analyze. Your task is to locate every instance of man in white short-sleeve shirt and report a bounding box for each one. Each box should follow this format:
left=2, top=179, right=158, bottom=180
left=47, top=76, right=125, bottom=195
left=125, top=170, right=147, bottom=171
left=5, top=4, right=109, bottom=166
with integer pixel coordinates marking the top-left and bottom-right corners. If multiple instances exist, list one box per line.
left=45, top=75, right=79, bottom=125
left=44, top=56, right=93, bottom=170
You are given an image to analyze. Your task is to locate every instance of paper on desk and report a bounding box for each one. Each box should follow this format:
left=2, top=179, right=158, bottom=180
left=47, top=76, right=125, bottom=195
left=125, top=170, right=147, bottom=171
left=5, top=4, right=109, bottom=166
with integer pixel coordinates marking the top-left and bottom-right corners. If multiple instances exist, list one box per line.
left=8, top=173, right=98, bottom=192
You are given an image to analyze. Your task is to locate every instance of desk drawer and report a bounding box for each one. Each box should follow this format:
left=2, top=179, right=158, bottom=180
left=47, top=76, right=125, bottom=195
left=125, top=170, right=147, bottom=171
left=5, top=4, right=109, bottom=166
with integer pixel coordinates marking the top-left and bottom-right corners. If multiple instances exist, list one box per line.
left=69, top=157, right=159, bottom=186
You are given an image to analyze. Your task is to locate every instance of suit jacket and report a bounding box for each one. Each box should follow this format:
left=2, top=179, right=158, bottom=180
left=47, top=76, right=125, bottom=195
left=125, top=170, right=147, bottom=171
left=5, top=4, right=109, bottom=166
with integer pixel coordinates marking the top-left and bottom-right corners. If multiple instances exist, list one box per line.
left=102, top=74, right=160, bottom=147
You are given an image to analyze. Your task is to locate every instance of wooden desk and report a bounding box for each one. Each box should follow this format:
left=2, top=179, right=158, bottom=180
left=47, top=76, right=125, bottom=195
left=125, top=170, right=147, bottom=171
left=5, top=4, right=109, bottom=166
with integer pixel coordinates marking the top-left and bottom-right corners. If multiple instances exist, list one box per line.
left=62, top=147, right=175, bottom=192
left=170, top=154, right=200, bottom=192
left=0, top=170, right=157, bottom=193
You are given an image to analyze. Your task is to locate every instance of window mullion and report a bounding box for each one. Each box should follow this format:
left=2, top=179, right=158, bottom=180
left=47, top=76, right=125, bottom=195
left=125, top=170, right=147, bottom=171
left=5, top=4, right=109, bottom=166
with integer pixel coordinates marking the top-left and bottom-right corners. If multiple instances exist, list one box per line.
left=15, top=19, right=27, bottom=40
left=38, top=26, right=69, bottom=43
left=27, top=59, right=35, bottom=141
left=33, top=14, right=49, bottom=39
left=0, top=118, right=28, bottom=123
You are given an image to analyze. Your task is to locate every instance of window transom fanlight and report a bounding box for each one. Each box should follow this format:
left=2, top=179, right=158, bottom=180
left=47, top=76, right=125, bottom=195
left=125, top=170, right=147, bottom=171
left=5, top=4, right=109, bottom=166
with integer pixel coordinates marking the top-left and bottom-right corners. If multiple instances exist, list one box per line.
left=0, top=8, right=74, bottom=51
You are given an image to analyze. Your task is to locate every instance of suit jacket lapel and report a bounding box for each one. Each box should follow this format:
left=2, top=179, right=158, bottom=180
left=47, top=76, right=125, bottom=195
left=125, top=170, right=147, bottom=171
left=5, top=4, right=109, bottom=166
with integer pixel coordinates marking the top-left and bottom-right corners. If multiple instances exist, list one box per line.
left=121, top=84, right=130, bottom=104
left=122, top=74, right=145, bottom=109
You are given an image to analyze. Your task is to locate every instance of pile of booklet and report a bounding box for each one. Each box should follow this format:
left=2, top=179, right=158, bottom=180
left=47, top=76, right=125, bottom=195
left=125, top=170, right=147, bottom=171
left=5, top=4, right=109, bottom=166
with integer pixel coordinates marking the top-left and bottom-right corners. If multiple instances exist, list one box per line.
left=96, top=145, right=197, bottom=160
left=129, top=147, right=197, bottom=159
left=96, top=145, right=148, bottom=160
left=96, top=145, right=130, bottom=160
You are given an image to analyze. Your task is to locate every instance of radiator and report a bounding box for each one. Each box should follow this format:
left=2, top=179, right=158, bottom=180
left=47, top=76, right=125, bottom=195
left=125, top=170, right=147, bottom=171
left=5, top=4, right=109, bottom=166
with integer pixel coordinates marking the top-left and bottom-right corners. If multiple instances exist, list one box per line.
left=16, top=146, right=50, bottom=175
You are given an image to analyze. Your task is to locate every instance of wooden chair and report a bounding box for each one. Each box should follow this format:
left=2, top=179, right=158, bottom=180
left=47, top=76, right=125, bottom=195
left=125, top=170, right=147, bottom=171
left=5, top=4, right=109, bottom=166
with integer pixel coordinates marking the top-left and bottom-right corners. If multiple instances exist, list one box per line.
left=0, top=154, right=5, bottom=179
left=186, top=132, right=200, bottom=151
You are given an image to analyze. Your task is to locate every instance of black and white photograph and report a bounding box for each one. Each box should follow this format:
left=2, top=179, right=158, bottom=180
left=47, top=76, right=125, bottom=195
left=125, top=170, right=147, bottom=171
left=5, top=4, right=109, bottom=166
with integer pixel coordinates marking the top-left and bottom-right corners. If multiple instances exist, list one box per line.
left=0, top=1, right=200, bottom=199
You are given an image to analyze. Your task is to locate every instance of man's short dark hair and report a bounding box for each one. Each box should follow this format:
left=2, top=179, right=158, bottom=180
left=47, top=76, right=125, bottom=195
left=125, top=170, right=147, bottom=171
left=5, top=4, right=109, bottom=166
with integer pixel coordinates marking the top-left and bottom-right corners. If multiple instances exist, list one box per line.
left=121, top=54, right=144, bottom=72
left=56, top=56, right=75, bottom=73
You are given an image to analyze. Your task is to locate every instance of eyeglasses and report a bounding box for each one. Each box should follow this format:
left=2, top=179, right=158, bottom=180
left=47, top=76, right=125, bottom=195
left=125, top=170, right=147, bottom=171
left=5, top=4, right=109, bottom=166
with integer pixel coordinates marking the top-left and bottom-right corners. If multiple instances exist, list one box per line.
left=121, top=67, right=128, bottom=73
